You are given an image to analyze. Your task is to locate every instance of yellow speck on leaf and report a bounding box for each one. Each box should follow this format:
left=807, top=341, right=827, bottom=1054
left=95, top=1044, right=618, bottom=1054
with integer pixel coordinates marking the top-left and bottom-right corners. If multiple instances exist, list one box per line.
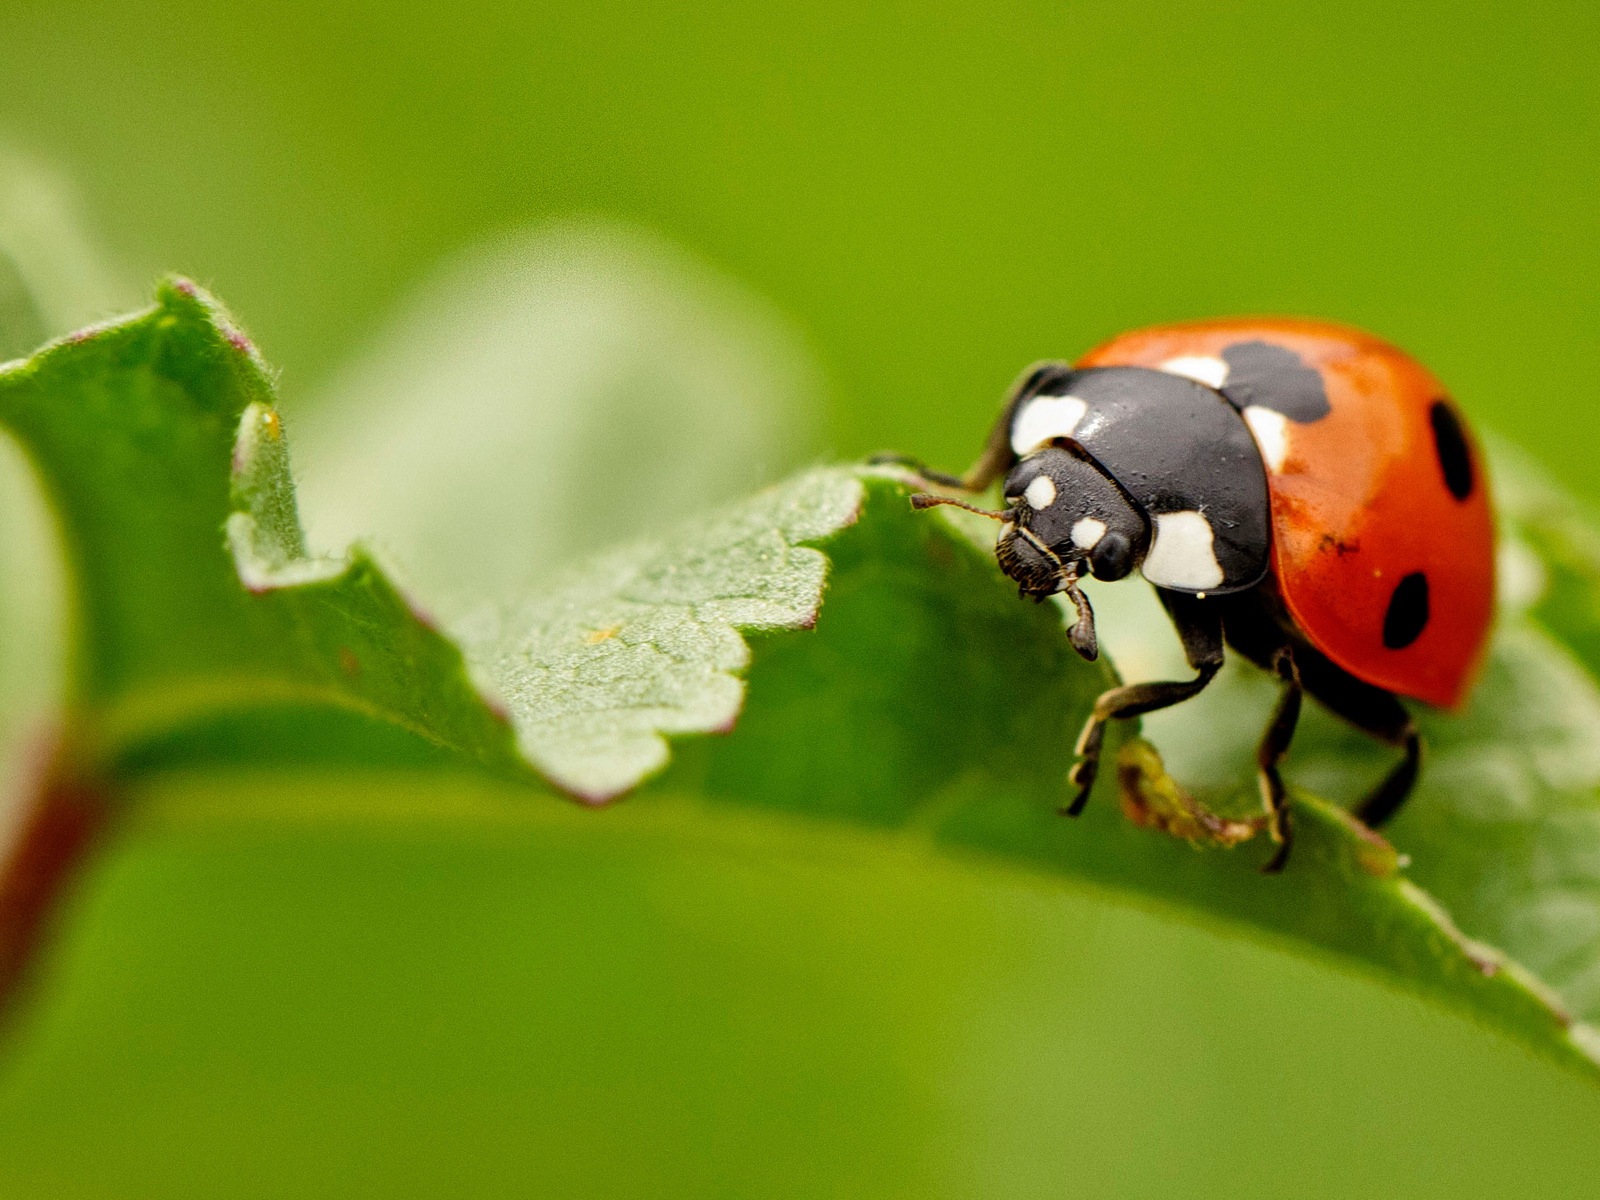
left=585, top=622, right=623, bottom=645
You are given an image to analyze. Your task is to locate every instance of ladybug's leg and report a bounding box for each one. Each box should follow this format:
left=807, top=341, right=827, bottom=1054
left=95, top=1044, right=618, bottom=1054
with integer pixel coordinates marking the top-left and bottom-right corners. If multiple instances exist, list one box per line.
left=1351, top=722, right=1421, bottom=830
left=1290, top=656, right=1422, bottom=830
left=1065, top=591, right=1222, bottom=815
left=867, top=454, right=973, bottom=490
left=870, top=396, right=1021, bottom=493
left=869, top=437, right=1012, bottom=493
left=1256, top=648, right=1303, bottom=874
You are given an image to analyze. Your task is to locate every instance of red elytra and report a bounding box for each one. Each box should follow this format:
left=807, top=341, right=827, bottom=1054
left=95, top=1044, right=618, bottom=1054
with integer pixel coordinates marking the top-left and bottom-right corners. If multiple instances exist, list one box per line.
left=1078, top=318, right=1495, bottom=710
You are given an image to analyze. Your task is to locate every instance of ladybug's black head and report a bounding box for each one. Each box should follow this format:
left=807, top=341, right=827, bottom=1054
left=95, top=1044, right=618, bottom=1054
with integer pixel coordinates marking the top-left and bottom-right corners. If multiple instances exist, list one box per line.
left=992, top=446, right=1150, bottom=660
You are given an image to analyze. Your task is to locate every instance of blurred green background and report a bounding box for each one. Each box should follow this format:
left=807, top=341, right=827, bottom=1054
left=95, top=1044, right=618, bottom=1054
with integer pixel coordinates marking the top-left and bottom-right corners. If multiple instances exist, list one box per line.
left=2, top=1, right=1600, bottom=1196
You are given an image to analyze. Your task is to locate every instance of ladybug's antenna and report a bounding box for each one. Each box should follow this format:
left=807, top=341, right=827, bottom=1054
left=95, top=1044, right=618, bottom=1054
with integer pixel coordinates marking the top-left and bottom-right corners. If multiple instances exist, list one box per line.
left=910, top=493, right=1009, bottom=521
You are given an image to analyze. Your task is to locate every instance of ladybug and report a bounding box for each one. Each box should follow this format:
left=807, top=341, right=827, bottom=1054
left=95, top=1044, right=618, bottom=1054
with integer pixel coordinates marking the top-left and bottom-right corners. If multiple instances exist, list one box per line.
left=881, top=319, right=1494, bottom=872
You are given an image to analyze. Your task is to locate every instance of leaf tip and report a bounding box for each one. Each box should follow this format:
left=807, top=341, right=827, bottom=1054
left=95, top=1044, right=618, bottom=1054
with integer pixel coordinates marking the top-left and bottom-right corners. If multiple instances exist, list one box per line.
left=399, top=585, right=442, bottom=634
left=154, top=274, right=272, bottom=377
left=529, top=734, right=674, bottom=808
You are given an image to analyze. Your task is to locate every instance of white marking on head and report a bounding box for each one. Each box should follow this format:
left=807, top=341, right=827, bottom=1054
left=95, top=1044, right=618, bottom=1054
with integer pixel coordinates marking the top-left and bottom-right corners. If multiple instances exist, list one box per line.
left=1011, top=394, right=1088, bottom=456
left=1071, top=517, right=1106, bottom=549
left=1024, top=475, right=1057, bottom=510
left=1159, top=354, right=1229, bottom=390
left=1243, top=405, right=1290, bottom=471
left=1140, top=510, right=1224, bottom=590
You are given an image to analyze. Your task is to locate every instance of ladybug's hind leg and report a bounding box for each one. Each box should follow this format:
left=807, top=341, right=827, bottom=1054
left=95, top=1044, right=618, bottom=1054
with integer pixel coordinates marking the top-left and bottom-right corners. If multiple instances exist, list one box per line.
left=1065, top=590, right=1222, bottom=815
left=1354, top=729, right=1422, bottom=828
left=1288, top=648, right=1423, bottom=831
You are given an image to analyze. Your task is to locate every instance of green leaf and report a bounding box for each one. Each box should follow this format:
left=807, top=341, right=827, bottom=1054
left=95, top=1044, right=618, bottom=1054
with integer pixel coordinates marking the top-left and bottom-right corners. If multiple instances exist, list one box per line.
left=0, top=278, right=859, bottom=798
left=656, top=475, right=1600, bottom=1080
left=6, top=280, right=1600, bottom=1086
left=459, top=467, right=863, bottom=801
left=0, top=280, right=523, bottom=779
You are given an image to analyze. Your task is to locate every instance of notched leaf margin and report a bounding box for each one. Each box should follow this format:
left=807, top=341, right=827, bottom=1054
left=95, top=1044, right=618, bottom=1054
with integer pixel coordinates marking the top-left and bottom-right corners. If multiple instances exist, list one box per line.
left=458, top=468, right=867, bottom=802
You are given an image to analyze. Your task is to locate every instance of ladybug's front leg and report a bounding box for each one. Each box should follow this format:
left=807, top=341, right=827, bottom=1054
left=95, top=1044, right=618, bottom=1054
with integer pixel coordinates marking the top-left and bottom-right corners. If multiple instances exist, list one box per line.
left=1065, top=591, right=1223, bottom=815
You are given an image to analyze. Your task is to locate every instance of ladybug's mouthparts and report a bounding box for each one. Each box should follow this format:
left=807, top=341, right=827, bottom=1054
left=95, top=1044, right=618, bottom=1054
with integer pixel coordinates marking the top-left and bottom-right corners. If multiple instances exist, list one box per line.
left=909, top=489, right=1098, bottom=660
left=994, top=520, right=1098, bottom=661
left=996, top=521, right=1066, bottom=596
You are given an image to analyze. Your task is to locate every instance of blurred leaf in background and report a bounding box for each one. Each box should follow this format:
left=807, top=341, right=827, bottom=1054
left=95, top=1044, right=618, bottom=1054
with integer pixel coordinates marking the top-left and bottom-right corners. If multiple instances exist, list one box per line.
left=4, top=2, right=1598, bottom=489
left=0, top=146, right=126, bottom=360
left=291, top=221, right=822, bottom=611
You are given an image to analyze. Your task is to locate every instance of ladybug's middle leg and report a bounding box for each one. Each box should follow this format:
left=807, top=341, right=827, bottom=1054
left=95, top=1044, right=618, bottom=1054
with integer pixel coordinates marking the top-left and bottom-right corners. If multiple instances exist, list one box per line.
left=1256, top=647, right=1303, bottom=874
left=1065, top=591, right=1222, bottom=815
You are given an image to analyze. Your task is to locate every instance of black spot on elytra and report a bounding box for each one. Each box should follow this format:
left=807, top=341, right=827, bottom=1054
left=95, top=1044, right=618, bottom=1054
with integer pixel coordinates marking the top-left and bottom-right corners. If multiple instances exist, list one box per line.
left=1429, top=399, right=1474, bottom=500
left=1218, top=341, right=1331, bottom=424
left=1383, top=572, right=1430, bottom=650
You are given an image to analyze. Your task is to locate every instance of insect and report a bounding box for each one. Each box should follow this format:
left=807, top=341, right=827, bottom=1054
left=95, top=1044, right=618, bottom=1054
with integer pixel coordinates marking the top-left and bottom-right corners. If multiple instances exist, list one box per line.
left=881, top=319, right=1494, bottom=871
